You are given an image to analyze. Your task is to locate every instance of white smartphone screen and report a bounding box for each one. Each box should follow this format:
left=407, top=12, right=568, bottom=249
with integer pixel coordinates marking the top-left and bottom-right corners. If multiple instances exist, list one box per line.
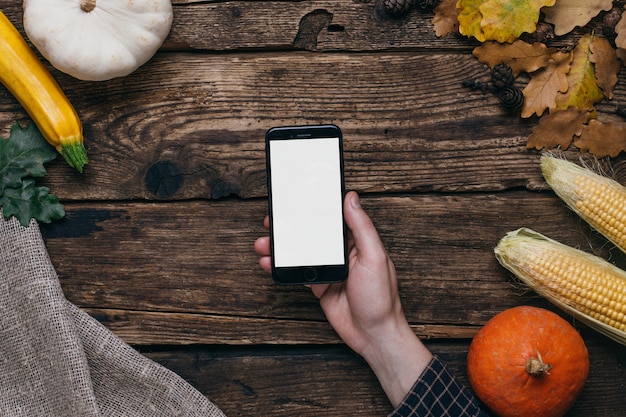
left=268, top=136, right=345, bottom=268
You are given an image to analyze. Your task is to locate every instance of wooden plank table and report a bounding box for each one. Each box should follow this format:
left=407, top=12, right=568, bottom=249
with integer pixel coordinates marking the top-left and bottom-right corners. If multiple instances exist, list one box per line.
left=2, top=1, right=626, bottom=415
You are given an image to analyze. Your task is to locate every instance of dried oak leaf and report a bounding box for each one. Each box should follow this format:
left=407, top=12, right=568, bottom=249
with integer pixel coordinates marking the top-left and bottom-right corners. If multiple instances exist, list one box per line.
left=479, top=0, right=556, bottom=43
left=589, top=36, right=621, bottom=99
left=433, top=0, right=459, bottom=37
left=574, top=120, right=626, bottom=158
left=521, top=51, right=572, bottom=118
left=473, top=40, right=555, bottom=76
left=543, top=0, right=614, bottom=36
left=555, top=33, right=605, bottom=111
left=526, top=107, right=591, bottom=150
left=574, top=119, right=626, bottom=157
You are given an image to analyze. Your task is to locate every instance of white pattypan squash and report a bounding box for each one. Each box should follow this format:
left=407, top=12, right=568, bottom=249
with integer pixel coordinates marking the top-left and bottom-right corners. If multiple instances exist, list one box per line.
left=23, top=0, right=173, bottom=81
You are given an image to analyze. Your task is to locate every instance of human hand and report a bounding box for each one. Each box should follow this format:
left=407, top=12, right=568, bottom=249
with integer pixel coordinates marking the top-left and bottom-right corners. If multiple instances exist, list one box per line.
left=254, top=191, right=432, bottom=407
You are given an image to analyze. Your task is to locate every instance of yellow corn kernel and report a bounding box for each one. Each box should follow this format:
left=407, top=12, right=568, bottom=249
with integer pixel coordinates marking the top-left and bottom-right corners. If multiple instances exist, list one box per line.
left=541, top=154, right=626, bottom=254
left=495, top=228, right=626, bottom=345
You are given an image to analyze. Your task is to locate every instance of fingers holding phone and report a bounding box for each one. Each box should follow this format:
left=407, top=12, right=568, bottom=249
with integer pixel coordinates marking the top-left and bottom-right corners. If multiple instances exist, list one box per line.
left=265, top=124, right=349, bottom=285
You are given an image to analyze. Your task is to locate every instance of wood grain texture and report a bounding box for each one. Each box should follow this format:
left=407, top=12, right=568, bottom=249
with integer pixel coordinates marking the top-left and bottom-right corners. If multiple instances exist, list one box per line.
left=2, top=51, right=547, bottom=200
left=3, top=0, right=626, bottom=414
left=2, top=1, right=613, bottom=53
left=4, top=50, right=625, bottom=201
left=41, top=193, right=626, bottom=338
left=141, top=338, right=626, bottom=417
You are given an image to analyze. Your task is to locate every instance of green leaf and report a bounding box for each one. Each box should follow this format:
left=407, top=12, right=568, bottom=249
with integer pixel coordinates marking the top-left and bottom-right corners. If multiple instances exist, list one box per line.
left=0, top=123, right=57, bottom=190
left=0, top=179, right=65, bottom=227
left=0, top=122, right=64, bottom=226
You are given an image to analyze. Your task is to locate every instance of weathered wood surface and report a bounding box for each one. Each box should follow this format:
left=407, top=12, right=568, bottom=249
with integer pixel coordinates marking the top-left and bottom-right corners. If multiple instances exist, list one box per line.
left=41, top=193, right=626, bottom=344
left=2, top=0, right=626, bottom=415
left=141, top=339, right=626, bottom=417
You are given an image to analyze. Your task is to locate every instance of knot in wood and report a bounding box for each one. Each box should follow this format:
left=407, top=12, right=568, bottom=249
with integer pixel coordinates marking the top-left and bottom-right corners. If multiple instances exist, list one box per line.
left=145, top=161, right=183, bottom=198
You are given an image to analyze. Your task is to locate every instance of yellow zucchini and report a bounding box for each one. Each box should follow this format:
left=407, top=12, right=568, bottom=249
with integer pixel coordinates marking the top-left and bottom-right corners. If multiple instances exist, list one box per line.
left=0, top=11, right=87, bottom=172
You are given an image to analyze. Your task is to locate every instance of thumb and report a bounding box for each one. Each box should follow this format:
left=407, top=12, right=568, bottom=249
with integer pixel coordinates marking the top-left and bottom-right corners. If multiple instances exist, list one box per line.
left=344, top=191, right=384, bottom=257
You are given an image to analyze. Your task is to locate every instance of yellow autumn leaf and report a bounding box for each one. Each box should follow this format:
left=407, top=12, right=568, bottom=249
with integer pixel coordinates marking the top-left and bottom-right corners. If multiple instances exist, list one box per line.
left=479, top=0, right=556, bottom=43
left=457, top=0, right=555, bottom=42
left=543, top=0, right=614, bottom=36
left=457, top=0, right=488, bottom=42
left=521, top=51, right=572, bottom=118
left=555, top=33, right=605, bottom=111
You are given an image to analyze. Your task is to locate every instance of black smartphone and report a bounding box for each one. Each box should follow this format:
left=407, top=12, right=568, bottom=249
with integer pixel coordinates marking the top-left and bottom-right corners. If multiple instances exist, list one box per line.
left=265, top=124, right=349, bottom=285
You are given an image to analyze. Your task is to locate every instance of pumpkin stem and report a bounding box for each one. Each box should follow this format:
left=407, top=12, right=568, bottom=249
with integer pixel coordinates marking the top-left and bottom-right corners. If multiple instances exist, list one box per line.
left=525, top=350, right=552, bottom=376
left=80, top=0, right=96, bottom=13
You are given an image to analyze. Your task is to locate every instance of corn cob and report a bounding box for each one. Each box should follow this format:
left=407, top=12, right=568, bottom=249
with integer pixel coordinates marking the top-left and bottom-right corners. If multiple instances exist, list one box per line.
left=541, top=154, right=626, bottom=254
left=495, top=227, right=626, bottom=346
left=0, top=11, right=87, bottom=172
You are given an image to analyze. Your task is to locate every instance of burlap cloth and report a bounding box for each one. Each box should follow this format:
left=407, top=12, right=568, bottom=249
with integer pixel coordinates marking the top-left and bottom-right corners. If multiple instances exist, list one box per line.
left=0, top=215, right=227, bottom=417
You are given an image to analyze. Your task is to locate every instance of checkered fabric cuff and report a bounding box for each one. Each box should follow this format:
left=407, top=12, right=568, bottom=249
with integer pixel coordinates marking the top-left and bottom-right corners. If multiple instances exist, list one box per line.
left=388, top=355, right=490, bottom=417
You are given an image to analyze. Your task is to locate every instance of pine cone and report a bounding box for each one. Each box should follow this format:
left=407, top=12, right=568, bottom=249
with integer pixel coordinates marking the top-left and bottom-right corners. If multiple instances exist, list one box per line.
left=383, top=0, right=416, bottom=15
left=491, top=63, right=515, bottom=90
left=498, top=86, right=524, bottom=112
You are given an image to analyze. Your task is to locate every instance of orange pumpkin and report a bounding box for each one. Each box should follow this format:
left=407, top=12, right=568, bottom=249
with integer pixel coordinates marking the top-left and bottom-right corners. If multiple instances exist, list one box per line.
left=467, top=306, right=589, bottom=417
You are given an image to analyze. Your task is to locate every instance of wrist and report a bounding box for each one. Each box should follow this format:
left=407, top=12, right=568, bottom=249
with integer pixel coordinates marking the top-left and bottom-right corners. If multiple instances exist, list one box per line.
left=361, top=321, right=433, bottom=408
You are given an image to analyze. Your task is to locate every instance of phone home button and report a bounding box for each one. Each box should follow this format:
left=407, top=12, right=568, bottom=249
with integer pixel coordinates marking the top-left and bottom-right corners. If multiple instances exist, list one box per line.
left=304, top=268, right=318, bottom=282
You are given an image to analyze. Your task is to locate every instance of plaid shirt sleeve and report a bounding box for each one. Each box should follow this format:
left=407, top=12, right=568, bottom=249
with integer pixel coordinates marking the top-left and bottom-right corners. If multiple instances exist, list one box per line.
left=387, top=355, right=491, bottom=417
